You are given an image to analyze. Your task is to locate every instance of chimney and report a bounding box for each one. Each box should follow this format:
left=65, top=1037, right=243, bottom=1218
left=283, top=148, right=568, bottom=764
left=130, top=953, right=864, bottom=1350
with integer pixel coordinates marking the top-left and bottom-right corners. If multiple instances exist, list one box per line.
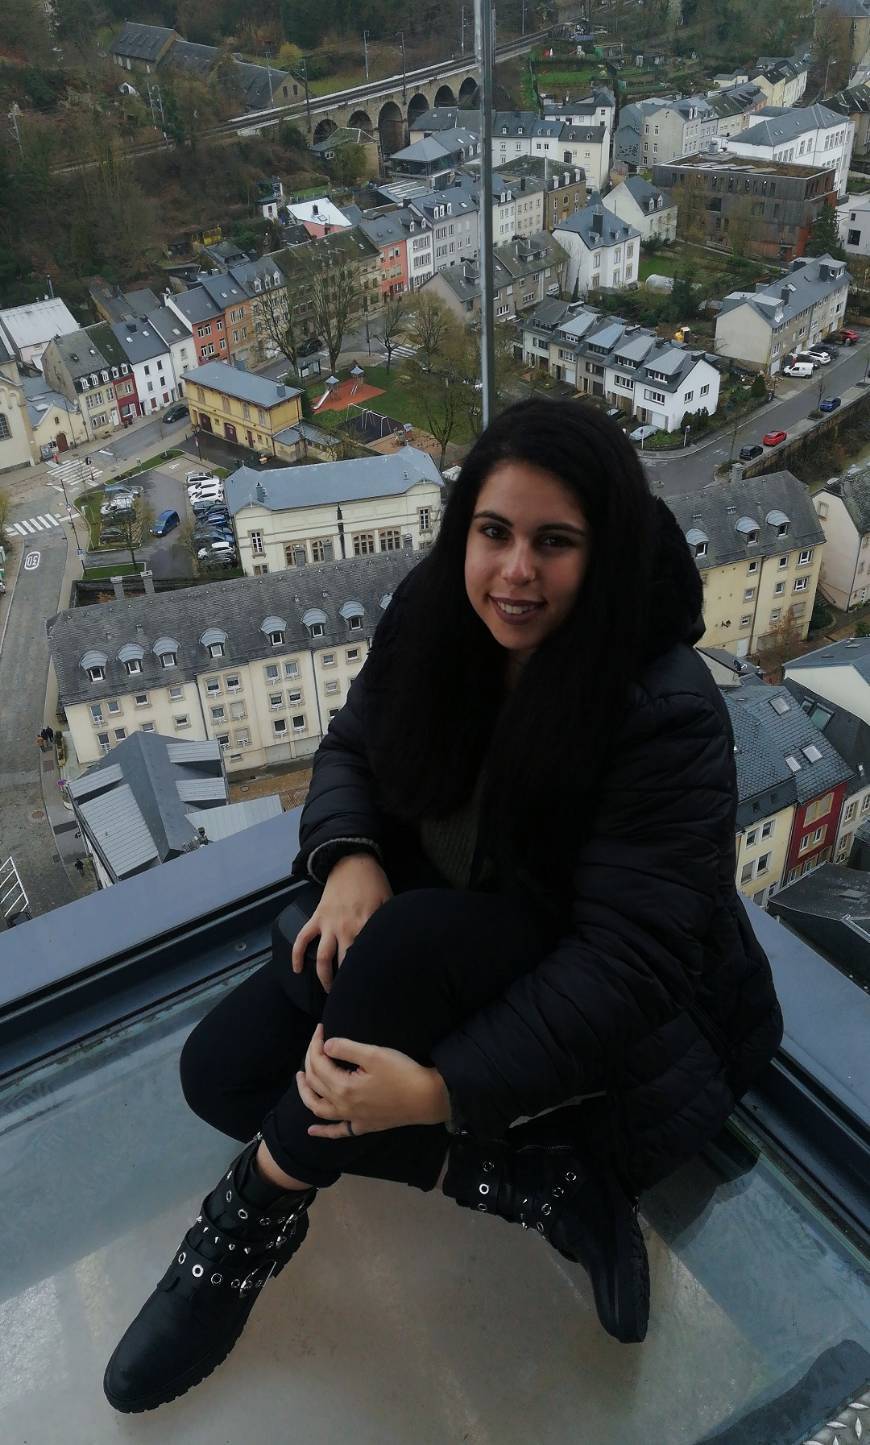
left=312, top=202, right=319, bottom=215
left=111, top=576, right=125, bottom=602
left=276, top=384, right=286, bottom=397
left=592, top=209, right=604, bottom=235
left=780, top=285, right=790, bottom=302
left=142, top=572, right=155, bottom=594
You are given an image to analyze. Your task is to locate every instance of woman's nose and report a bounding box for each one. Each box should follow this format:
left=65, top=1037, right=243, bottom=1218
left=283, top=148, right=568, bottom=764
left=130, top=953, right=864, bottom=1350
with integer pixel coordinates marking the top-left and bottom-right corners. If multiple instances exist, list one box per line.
left=502, top=545, right=536, bottom=583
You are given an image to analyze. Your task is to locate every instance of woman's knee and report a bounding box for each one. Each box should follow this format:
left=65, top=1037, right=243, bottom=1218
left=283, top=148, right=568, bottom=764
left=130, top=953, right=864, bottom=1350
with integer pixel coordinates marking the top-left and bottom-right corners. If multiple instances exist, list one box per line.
left=179, top=1015, right=225, bottom=1124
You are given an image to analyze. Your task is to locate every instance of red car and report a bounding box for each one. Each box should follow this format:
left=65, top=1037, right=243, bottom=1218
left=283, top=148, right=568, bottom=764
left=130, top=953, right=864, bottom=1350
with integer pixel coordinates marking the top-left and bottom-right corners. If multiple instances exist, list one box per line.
left=840, top=328, right=860, bottom=344
left=762, top=429, right=787, bottom=447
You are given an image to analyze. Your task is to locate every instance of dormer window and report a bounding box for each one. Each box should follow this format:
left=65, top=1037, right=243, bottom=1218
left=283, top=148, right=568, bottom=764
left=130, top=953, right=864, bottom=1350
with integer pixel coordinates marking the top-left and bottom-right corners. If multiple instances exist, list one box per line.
left=160, top=651, right=177, bottom=668
left=262, top=615, right=288, bottom=647
left=201, top=627, right=228, bottom=659
left=153, top=636, right=179, bottom=669
left=118, top=642, right=145, bottom=677
left=88, top=666, right=104, bottom=683
left=303, top=607, right=328, bottom=640
left=125, top=658, right=142, bottom=676
left=81, top=649, right=108, bottom=682
left=340, top=601, right=365, bottom=632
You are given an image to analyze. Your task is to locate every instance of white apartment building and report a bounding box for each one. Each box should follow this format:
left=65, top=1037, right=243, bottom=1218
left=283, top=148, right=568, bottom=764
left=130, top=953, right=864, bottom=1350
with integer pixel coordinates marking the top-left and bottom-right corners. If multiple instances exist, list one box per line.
left=405, top=218, right=435, bottom=289
left=521, top=300, right=719, bottom=430
left=837, top=191, right=870, bottom=255
left=47, top=554, right=425, bottom=776
left=813, top=468, right=870, bottom=609
left=715, top=254, right=850, bottom=372
left=225, top=449, right=444, bottom=578
left=637, top=96, right=719, bottom=168
left=493, top=114, right=611, bottom=189
left=605, top=176, right=678, bottom=243
left=408, top=184, right=480, bottom=273
left=553, top=196, right=640, bottom=297
left=729, top=104, right=855, bottom=198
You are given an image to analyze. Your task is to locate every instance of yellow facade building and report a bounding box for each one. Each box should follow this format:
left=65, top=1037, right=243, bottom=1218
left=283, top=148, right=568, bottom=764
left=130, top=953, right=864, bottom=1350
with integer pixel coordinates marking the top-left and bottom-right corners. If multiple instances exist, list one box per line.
left=181, top=361, right=303, bottom=459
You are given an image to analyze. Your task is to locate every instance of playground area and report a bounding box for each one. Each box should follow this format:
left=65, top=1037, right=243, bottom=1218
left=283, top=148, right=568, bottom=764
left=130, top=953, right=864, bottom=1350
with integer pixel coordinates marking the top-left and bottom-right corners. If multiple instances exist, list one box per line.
left=310, top=367, right=384, bottom=413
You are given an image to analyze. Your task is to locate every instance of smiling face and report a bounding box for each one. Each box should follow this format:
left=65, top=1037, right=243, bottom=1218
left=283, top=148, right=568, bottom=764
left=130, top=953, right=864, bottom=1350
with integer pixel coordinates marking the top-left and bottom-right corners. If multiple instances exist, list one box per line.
left=464, top=460, right=591, bottom=669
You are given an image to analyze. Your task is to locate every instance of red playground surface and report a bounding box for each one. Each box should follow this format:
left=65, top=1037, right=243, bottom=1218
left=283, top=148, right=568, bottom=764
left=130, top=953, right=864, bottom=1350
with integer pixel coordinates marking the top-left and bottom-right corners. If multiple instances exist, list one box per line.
left=312, top=375, right=385, bottom=412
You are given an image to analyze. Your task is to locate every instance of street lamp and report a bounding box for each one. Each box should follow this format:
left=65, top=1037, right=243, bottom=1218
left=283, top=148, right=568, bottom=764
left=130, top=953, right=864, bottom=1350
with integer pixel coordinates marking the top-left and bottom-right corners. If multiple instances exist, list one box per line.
left=684, top=423, right=691, bottom=448
left=363, top=30, right=370, bottom=80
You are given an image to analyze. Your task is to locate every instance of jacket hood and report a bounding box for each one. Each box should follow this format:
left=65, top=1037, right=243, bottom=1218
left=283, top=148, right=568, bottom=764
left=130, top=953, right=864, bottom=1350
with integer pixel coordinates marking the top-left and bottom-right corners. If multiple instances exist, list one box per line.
left=641, top=497, right=704, bottom=662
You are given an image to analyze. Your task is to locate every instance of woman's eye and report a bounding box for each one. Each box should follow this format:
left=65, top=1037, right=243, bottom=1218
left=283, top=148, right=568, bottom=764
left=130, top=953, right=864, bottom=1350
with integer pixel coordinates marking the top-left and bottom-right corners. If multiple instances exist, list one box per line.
left=541, top=535, right=571, bottom=548
left=481, top=524, right=505, bottom=540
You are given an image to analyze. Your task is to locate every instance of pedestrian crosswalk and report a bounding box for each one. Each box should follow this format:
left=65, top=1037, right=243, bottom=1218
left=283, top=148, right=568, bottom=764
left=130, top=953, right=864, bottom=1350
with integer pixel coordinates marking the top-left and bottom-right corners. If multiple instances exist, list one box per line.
left=382, top=344, right=417, bottom=361
left=6, top=512, right=64, bottom=538
left=45, top=456, right=101, bottom=491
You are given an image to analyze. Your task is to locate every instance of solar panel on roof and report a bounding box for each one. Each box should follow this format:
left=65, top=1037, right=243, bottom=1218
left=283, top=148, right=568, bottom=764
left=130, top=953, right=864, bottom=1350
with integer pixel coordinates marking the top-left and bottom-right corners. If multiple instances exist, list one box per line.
left=770, top=697, right=790, bottom=715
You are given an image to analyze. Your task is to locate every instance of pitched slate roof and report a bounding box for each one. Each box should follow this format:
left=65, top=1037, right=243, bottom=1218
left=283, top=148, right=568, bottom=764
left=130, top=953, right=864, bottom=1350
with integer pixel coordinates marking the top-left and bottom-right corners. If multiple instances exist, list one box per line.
left=826, top=81, right=870, bottom=119
left=109, top=22, right=176, bottom=63
left=232, top=61, right=291, bottom=111
left=719, top=254, right=850, bottom=328
left=169, top=288, right=223, bottom=325
left=68, top=731, right=228, bottom=876
left=785, top=636, right=870, bottom=682
left=166, top=39, right=217, bottom=79
left=226, top=446, right=442, bottom=513
left=666, top=471, right=825, bottom=563
left=47, top=552, right=424, bottom=708
left=727, top=680, right=853, bottom=806
left=737, top=103, right=848, bottom=146
left=182, top=361, right=300, bottom=408
left=110, top=317, right=169, bottom=365
left=0, top=298, right=79, bottom=355
left=48, top=328, right=112, bottom=382
left=553, top=195, right=638, bottom=248
left=782, top=677, right=870, bottom=784
left=821, top=466, right=870, bottom=535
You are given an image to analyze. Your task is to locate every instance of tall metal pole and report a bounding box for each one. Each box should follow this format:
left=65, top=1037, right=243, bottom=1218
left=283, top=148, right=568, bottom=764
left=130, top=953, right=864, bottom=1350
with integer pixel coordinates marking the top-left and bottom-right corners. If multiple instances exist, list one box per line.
left=363, top=30, right=370, bottom=80
left=398, top=30, right=407, bottom=102
left=475, top=0, right=496, bottom=428
left=460, top=6, right=466, bottom=55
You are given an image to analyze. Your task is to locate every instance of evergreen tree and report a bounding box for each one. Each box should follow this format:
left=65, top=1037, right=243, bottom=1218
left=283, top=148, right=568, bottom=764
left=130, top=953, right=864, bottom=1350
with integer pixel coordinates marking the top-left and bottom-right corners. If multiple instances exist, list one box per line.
left=805, top=205, right=846, bottom=261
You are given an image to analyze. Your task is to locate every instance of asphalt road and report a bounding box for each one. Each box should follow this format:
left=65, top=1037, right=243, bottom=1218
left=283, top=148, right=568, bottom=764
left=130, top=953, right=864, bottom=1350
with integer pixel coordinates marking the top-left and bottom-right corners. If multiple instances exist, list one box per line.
left=0, top=523, right=77, bottom=918
left=94, top=461, right=195, bottom=578
left=645, top=332, right=870, bottom=496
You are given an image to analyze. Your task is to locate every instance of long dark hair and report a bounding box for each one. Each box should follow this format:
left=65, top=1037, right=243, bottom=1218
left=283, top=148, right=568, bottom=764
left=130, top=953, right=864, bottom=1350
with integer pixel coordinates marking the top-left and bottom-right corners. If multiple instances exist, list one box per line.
left=367, top=399, right=661, bottom=890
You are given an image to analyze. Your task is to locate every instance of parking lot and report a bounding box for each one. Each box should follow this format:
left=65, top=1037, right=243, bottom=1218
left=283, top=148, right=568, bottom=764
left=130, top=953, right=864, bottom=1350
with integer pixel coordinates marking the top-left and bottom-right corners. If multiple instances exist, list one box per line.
left=85, top=454, right=236, bottom=579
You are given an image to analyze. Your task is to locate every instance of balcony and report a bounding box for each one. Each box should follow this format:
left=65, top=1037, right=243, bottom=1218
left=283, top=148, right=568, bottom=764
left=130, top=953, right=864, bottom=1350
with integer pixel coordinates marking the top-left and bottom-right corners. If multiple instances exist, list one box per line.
left=1, top=812, right=868, bottom=1442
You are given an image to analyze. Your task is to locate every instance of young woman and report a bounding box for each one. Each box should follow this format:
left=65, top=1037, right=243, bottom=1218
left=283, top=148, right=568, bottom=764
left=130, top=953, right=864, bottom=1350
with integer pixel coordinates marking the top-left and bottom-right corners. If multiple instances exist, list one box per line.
left=104, top=400, right=783, bottom=1414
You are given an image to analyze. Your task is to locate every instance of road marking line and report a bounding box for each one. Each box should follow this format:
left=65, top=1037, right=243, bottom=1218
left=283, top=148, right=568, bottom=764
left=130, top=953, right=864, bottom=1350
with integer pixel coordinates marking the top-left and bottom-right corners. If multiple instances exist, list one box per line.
left=38, top=514, right=60, bottom=527
left=19, top=520, right=37, bottom=533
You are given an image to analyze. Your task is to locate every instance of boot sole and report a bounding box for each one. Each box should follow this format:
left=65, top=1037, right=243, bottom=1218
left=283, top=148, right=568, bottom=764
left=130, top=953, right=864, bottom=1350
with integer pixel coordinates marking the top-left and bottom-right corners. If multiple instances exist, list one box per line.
left=556, top=1195, right=649, bottom=1344
left=103, top=1306, right=253, bottom=1414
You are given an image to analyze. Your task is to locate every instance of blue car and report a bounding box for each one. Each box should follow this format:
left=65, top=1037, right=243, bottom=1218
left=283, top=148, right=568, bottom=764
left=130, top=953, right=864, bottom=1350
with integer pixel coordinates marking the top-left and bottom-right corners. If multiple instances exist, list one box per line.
left=819, top=396, right=841, bottom=412
left=151, top=509, right=180, bottom=537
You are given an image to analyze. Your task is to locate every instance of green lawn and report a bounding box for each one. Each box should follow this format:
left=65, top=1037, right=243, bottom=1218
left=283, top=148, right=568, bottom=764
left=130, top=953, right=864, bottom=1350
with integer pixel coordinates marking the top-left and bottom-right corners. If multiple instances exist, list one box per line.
left=109, top=449, right=182, bottom=483
left=306, top=363, right=477, bottom=443
left=82, top=562, right=145, bottom=580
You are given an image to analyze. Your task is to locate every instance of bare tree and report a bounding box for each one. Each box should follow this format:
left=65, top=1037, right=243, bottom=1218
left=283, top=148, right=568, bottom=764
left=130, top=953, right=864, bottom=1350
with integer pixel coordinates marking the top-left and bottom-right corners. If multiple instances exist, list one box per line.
left=380, top=292, right=408, bottom=374
left=675, top=171, right=708, bottom=248
left=305, top=252, right=361, bottom=372
left=257, top=279, right=303, bottom=373
left=111, top=496, right=153, bottom=574
left=418, top=373, right=464, bottom=469
left=407, top=294, right=452, bottom=373
left=753, top=612, right=807, bottom=683
left=175, top=518, right=202, bottom=576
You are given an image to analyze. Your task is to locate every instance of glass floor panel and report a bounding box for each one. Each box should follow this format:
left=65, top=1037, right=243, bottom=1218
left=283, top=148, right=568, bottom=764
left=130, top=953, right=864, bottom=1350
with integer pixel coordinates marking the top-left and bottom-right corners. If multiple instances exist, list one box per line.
left=1, top=969, right=867, bottom=1445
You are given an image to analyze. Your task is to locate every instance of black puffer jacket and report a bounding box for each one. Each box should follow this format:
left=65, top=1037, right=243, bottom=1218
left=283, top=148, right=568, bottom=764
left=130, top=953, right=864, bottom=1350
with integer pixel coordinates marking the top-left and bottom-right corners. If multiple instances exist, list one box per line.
left=293, top=502, right=783, bottom=1190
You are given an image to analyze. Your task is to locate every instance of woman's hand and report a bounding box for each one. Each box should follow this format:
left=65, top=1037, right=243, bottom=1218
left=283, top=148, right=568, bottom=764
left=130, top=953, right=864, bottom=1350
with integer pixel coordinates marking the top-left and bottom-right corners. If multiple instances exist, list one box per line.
left=297, top=1024, right=451, bottom=1137
left=291, top=854, right=393, bottom=993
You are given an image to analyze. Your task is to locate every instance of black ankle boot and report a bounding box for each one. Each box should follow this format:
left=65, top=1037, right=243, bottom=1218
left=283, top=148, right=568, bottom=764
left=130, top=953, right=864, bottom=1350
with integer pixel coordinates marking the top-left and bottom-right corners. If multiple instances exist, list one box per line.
left=103, top=1137, right=316, bottom=1413
left=443, top=1134, right=649, bottom=1344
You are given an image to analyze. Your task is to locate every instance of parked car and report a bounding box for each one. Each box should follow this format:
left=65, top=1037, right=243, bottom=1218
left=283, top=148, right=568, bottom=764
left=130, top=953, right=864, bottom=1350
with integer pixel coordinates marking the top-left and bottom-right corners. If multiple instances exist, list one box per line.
left=762, top=429, right=788, bottom=447
left=186, top=469, right=216, bottom=486
left=839, top=328, right=860, bottom=344
left=187, top=487, right=224, bottom=504
left=191, top=494, right=224, bottom=515
left=163, top=402, right=189, bottom=423
left=104, top=482, right=142, bottom=497
left=819, top=396, right=842, bottom=412
left=783, top=362, right=815, bottom=379
left=298, top=335, right=322, bottom=357
left=791, top=351, right=822, bottom=369
left=100, top=496, right=135, bottom=517
left=739, top=444, right=764, bottom=461
left=204, top=506, right=231, bottom=523
left=151, top=509, right=180, bottom=537
left=629, top=424, right=657, bottom=443
left=810, top=343, right=837, bottom=359
left=807, top=348, right=831, bottom=365
left=197, top=539, right=237, bottom=563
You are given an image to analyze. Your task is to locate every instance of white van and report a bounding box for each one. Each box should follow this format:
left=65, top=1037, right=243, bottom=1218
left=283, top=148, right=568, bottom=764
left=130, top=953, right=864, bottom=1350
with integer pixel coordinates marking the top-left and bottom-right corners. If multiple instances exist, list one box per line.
left=782, top=360, right=815, bottom=378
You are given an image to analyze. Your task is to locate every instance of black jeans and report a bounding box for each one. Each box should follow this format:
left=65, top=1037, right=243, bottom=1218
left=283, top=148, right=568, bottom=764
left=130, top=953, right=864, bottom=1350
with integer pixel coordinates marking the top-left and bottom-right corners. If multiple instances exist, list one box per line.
left=180, top=871, right=589, bottom=1190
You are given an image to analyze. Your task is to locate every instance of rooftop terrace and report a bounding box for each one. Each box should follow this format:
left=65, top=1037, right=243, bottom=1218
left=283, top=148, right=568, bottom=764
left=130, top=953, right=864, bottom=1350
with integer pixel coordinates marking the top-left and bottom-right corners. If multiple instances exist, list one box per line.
left=1, top=810, right=868, bottom=1442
